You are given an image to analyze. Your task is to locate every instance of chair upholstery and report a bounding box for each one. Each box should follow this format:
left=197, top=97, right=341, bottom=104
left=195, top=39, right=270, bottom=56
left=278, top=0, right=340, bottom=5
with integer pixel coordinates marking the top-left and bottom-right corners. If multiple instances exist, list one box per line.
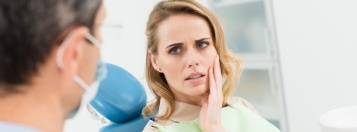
left=89, top=63, right=150, bottom=132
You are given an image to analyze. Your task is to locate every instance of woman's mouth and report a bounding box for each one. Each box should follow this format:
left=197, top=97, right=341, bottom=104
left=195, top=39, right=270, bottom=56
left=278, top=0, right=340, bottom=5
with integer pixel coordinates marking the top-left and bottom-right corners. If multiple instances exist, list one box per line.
left=185, top=72, right=206, bottom=85
left=185, top=72, right=206, bottom=80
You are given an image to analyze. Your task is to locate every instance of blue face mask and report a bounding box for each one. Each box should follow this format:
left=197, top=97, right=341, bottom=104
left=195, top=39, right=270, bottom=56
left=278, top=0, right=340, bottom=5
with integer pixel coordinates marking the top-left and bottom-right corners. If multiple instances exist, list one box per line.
left=67, top=58, right=107, bottom=119
left=56, top=32, right=107, bottom=119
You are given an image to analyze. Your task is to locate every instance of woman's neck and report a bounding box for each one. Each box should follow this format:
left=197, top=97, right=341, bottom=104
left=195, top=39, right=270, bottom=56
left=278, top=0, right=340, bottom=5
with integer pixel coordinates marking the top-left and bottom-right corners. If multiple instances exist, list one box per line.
left=173, top=94, right=203, bottom=106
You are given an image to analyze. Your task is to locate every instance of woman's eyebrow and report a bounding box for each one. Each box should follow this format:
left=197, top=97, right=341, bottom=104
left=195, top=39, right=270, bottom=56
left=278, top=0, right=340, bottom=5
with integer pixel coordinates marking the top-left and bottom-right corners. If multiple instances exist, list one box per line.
left=166, top=43, right=183, bottom=49
left=195, top=38, right=211, bottom=43
left=165, top=38, right=211, bottom=49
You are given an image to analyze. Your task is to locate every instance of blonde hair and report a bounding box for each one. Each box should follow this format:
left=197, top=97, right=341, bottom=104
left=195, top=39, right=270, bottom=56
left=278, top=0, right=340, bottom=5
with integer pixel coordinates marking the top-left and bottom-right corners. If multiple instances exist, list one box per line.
left=142, top=0, right=242, bottom=120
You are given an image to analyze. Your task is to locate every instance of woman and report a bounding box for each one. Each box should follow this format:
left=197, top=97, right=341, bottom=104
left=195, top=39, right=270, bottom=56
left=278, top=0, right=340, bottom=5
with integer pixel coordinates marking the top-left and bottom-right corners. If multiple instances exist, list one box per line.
left=142, top=0, right=280, bottom=131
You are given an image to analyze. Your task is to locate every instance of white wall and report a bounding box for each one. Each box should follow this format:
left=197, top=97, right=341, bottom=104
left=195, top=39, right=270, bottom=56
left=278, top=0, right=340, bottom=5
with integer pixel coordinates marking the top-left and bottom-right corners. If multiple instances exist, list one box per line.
left=273, top=0, right=357, bottom=132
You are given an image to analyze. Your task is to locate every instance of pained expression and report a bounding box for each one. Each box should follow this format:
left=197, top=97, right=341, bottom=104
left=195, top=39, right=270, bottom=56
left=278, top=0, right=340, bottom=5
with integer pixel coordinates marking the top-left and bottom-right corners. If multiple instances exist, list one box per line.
left=152, top=14, right=218, bottom=101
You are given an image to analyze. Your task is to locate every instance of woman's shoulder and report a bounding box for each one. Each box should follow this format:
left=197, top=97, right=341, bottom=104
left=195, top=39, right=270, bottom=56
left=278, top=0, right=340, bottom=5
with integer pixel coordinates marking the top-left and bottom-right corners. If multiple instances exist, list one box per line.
left=142, top=120, right=159, bottom=132
left=227, top=96, right=259, bottom=114
left=224, top=97, right=281, bottom=132
left=142, top=118, right=177, bottom=132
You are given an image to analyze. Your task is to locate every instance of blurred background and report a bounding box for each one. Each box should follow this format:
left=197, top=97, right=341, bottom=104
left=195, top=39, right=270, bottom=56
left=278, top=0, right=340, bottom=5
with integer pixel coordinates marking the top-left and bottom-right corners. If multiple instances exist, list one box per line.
left=64, top=0, right=357, bottom=132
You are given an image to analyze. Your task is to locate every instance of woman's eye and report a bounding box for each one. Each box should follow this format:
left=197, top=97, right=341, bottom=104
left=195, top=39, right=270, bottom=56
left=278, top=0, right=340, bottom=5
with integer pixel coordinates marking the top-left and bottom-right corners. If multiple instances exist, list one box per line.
left=169, top=47, right=181, bottom=55
left=197, top=41, right=208, bottom=49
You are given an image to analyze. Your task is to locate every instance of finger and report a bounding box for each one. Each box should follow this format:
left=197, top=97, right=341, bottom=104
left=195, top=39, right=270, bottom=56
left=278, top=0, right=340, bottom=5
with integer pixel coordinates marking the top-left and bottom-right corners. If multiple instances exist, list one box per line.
left=209, top=67, right=217, bottom=97
left=214, top=55, right=223, bottom=96
left=200, top=92, right=208, bottom=115
left=201, top=92, right=209, bottom=105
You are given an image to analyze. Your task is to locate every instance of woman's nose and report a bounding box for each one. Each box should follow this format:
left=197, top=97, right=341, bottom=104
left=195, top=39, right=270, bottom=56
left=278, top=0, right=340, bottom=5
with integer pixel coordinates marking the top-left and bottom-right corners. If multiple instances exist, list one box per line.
left=188, top=62, right=199, bottom=67
left=186, top=50, right=200, bottom=68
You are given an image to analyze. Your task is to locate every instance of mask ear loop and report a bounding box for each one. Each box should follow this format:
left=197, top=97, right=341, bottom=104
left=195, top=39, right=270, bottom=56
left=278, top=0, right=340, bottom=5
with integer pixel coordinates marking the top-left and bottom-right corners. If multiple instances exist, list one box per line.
left=85, top=33, right=101, bottom=49
left=55, top=29, right=91, bottom=90
left=73, top=76, right=90, bottom=90
left=56, top=30, right=77, bottom=68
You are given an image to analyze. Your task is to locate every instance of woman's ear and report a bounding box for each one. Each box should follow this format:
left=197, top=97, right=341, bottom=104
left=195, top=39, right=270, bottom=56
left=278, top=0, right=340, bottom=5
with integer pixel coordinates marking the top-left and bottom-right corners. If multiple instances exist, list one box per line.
left=148, top=51, right=161, bottom=72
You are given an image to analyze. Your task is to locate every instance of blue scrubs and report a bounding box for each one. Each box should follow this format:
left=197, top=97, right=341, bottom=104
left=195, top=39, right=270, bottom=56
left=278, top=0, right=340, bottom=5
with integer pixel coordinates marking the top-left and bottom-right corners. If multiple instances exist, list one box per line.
left=0, top=121, right=41, bottom=132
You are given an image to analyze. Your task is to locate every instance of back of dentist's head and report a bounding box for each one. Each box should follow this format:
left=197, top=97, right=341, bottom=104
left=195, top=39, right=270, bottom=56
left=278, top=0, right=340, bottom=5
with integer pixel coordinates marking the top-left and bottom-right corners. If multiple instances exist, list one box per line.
left=0, top=0, right=101, bottom=93
left=0, top=0, right=105, bottom=131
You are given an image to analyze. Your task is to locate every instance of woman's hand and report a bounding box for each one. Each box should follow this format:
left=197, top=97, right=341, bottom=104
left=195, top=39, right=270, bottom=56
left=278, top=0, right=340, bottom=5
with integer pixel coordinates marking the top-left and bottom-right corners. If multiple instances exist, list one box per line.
left=199, top=55, right=227, bottom=132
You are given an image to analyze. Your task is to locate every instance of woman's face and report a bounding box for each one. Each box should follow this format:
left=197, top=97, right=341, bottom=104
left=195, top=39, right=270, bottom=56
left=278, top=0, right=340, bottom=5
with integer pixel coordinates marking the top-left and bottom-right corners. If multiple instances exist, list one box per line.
left=150, top=14, right=218, bottom=103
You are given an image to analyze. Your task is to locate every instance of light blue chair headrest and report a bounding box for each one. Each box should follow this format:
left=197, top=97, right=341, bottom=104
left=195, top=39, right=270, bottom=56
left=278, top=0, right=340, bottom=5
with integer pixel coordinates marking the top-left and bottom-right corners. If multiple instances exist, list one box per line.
left=90, top=63, right=147, bottom=123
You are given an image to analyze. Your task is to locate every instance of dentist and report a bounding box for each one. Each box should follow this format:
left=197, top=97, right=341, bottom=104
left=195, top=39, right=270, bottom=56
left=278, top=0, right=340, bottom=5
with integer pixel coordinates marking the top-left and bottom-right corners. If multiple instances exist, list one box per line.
left=0, top=0, right=106, bottom=132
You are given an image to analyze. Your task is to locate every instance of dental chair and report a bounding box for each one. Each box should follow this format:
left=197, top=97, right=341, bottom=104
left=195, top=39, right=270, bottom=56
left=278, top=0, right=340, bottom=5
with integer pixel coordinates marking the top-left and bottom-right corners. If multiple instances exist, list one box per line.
left=87, top=63, right=151, bottom=132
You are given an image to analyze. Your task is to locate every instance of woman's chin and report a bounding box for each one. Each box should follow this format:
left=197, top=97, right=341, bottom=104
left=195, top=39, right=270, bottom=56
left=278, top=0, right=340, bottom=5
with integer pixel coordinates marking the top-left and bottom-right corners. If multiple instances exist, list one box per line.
left=187, top=85, right=208, bottom=96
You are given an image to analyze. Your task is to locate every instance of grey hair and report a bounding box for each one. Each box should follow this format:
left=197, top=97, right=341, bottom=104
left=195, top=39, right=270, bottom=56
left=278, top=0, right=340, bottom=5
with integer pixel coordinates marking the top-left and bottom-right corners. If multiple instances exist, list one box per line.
left=0, top=0, right=102, bottom=94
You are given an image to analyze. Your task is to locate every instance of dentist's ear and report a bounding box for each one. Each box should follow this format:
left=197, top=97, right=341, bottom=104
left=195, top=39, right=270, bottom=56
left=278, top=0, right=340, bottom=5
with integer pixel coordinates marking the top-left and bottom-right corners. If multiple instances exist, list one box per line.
left=56, top=27, right=90, bottom=76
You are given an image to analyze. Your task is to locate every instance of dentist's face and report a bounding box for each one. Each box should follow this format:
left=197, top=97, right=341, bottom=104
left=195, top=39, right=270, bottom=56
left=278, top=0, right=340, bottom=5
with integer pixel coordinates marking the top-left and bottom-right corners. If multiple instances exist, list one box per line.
left=151, top=14, right=217, bottom=102
left=78, top=3, right=106, bottom=85
left=68, top=2, right=106, bottom=111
